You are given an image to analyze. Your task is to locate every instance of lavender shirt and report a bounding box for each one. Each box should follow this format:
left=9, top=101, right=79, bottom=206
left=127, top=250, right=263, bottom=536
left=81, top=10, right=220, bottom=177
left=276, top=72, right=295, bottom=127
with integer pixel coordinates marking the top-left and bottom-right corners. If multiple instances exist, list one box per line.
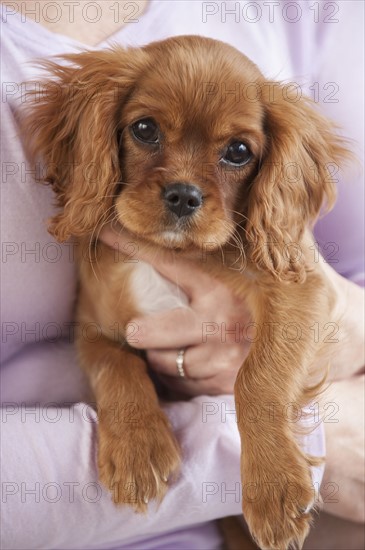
left=1, top=1, right=363, bottom=549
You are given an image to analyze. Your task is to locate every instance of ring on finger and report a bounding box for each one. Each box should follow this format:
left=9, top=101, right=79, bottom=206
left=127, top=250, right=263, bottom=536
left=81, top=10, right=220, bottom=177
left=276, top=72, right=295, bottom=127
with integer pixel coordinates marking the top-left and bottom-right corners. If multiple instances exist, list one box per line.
left=176, top=349, right=186, bottom=378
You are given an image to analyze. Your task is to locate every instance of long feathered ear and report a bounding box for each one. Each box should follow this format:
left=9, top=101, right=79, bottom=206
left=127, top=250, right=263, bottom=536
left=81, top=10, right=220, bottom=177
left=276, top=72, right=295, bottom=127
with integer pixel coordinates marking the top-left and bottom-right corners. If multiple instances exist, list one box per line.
left=22, top=47, right=147, bottom=241
left=246, top=82, right=351, bottom=283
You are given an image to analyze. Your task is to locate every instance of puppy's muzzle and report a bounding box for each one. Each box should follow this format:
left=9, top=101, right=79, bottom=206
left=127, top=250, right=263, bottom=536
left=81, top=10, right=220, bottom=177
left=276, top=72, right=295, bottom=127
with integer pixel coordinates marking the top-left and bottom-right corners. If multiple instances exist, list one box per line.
left=163, top=183, right=203, bottom=219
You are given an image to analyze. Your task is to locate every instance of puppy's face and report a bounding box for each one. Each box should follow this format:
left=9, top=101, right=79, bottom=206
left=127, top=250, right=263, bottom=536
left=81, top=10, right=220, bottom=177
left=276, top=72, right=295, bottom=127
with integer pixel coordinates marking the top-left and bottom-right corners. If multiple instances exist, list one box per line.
left=26, top=36, right=347, bottom=280
left=116, top=50, right=264, bottom=251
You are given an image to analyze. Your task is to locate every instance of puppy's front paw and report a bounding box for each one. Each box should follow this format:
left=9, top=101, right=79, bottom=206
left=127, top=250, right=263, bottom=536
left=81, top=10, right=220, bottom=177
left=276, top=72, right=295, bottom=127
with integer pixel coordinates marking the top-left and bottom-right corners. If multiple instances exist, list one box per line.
left=242, top=448, right=315, bottom=550
left=98, top=412, right=180, bottom=511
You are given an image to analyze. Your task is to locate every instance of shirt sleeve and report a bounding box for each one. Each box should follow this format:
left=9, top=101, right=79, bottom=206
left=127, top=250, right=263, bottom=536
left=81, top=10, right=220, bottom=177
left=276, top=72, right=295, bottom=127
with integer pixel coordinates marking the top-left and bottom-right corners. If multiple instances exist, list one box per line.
left=310, top=1, right=364, bottom=286
left=0, top=342, right=325, bottom=550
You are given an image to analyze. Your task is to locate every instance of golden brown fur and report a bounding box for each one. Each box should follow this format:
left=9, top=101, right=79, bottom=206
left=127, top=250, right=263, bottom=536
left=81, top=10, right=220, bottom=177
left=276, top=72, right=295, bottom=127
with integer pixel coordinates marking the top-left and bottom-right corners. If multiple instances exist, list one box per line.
left=23, top=36, right=350, bottom=550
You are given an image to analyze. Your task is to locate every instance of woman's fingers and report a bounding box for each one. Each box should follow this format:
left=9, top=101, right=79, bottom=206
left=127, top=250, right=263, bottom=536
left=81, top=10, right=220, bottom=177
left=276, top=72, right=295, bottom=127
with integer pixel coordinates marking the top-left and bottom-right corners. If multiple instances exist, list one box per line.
left=147, top=342, right=246, bottom=379
left=99, top=224, right=218, bottom=300
left=148, top=346, right=209, bottom=379
left=144, top=259, right=217, bottom=302
left=156, top=369, right=238, bottom=396
left=100, top=223, right=252, bottom=398
left=126, top=307, right=203, bottom=349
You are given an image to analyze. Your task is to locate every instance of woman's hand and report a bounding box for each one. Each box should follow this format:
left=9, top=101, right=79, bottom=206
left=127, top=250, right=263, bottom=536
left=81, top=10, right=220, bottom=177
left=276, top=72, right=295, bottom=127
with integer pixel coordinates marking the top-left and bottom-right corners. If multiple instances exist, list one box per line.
left=100, top=225, right=252, bottom=395
left=100, top=225, right=365, bottom=393
left=320, top=260, right=365, bottom=381
left=320, top=374, right=365, bottom=523
left=101, top=225, right=365, bottom=522
left=314, top=264, right=364, bottom=522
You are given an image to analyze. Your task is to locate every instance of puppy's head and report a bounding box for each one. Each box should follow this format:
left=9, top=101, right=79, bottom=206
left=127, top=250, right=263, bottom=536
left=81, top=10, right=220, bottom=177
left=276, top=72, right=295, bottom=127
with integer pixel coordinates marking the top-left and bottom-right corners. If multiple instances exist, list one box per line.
left=24, top=36, right=348, bottom=281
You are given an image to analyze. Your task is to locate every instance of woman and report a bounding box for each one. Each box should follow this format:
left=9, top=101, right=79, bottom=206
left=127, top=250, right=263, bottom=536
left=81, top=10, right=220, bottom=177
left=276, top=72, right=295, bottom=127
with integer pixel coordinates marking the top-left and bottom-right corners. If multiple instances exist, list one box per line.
left=1, top=1, right=363, bottom=548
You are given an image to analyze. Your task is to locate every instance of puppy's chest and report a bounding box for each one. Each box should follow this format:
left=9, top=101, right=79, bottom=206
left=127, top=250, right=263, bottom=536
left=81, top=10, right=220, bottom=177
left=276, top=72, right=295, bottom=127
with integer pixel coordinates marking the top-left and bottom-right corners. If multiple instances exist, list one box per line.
left=129, top=261, right=189, bottom=316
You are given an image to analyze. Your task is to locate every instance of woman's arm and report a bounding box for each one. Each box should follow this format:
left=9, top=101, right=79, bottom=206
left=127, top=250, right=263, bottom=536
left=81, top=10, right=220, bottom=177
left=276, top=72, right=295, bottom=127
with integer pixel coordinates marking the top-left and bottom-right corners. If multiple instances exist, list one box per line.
left=320, top=375, right=364, bottom=522
left=0, top=345, right=241, bottom=549
left=100, top=225, right=365, bottom=525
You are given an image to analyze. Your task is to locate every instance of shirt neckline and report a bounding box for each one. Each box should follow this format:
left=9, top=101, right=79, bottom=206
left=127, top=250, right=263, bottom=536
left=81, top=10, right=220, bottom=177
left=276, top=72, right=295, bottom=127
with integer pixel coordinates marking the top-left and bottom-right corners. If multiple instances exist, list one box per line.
left=1, top=1, right=154, bottom=51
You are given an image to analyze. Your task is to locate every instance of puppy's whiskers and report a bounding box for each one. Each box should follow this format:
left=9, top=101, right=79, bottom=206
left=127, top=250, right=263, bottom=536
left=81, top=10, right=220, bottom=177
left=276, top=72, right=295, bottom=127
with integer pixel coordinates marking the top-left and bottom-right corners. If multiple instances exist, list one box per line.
left=228, top=209, right=251, bottom=238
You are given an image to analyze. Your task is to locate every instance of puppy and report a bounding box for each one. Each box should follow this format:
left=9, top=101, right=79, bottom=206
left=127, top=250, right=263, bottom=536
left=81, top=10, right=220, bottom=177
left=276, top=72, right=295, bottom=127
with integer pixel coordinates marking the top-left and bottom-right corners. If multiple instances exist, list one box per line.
left=24, top=36, right=349, bottom=550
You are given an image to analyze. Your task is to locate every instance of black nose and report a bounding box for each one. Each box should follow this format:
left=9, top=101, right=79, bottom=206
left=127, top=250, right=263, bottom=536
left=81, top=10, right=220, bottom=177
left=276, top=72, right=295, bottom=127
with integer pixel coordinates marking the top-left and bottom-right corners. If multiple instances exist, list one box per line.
left=163, top=183, right=203, bottom=218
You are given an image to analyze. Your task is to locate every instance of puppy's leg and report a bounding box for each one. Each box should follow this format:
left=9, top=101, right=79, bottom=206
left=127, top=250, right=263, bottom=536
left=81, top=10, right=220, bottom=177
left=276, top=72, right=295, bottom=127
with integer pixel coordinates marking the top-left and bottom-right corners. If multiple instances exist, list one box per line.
left=78, top=333, right=181, bottom=510
left=73, top=241, right=181, bottom=509
left=235, top=288, right=324, bottom=550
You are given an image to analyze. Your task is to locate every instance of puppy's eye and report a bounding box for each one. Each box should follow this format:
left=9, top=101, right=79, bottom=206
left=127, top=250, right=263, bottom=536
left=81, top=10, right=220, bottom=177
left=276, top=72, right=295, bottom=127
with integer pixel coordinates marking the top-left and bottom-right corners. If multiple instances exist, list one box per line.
left=222, top=141, right=252, bottom=166
left=131, top=118, right=159, bottom=144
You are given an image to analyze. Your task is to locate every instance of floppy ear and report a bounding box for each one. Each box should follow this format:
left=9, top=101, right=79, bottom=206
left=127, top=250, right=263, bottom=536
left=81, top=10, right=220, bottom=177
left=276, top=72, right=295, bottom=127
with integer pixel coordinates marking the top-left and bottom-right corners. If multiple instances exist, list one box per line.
left=246, top=82, right=350, bottom=282
left=23, top=47, right=146, bottom=241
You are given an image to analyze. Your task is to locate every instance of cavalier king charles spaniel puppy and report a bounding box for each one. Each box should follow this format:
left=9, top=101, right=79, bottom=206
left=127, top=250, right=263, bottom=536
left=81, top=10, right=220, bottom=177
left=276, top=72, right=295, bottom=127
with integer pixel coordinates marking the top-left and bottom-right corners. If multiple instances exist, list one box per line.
left=24, top=36, right=349, bottom=550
